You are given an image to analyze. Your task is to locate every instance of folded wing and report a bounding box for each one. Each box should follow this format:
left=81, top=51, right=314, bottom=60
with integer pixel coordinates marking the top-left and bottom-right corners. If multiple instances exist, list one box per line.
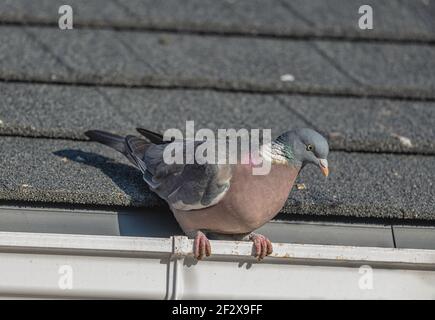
left=126, top=134, right=232, bottom=211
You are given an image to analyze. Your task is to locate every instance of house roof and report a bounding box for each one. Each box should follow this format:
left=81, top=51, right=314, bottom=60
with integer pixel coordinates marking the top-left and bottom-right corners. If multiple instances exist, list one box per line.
left=0, top=0, right=434, bottom=222
left=2, top=0, right=435, bottom=41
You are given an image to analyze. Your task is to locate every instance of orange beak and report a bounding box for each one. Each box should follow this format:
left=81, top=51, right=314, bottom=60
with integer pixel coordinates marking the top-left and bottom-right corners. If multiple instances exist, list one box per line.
left=319, top=159, right=329, bottom=177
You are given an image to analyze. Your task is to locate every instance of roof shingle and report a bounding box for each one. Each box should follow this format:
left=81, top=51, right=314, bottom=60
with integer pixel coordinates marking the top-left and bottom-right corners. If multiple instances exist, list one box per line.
left=1, top=82, right=434, bottom=154
left=1, top=27, right=435, bottom=99
left=0, top=1, right=434, bottom=222
left=1, top=0, right=434, bottom=41
left=0, top=137, right=433, bottom=220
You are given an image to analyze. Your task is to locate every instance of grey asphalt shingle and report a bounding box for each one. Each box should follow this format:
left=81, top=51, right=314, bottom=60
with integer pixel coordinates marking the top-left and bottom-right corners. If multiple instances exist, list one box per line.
left=0, top=1, right=433, bottom=224
left=277, top=95, right=435, bottom=154
left=0, top=137, right=433, bottom=220
left=0, top=137, right=162, bottom=207
left=1, top=82, right=434, bottom=154
left=1, top=0, right=434, bottom=41
left=0, top=82, right=301, bottom=140
left=1, top=26, right=435, bottom=99
left=291, top=152, right=435, bottom=220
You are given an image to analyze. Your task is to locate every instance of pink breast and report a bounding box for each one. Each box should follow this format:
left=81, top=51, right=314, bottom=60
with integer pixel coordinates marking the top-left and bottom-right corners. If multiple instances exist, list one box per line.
left=173, top=164, right=300, bottom=235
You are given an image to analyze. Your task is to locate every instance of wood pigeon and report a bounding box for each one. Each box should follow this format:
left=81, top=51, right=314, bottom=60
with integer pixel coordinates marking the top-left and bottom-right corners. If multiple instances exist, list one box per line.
left=85, top=127, right=329, bottom=260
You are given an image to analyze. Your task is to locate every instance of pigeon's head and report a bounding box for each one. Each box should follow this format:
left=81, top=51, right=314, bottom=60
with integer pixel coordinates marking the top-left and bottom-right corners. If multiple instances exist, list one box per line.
left=275, top=128, right=329, bottom=176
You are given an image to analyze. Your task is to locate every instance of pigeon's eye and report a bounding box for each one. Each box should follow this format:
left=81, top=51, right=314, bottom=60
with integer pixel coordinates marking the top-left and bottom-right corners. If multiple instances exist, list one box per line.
left=306, top=144, right=314, bottom=151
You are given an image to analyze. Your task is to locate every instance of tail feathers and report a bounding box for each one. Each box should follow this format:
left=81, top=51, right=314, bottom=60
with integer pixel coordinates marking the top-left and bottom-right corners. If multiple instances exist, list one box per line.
left=85, top=130, right=126, bottom=154
left=85, top=130, right=138, bottom=166
left=136, top=128, right=165, bottom=144
left=86, top=130, right=152, bottom=171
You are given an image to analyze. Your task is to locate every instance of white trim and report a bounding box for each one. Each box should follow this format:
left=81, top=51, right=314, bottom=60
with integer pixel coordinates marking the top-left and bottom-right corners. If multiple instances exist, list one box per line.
left=0, top=231, right=434, bottom=299
left=1, top=231, right=434, bottom=265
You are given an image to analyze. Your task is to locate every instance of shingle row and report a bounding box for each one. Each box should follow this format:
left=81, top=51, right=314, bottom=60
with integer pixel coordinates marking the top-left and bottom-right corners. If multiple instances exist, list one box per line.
left=0, top=137, right=433, bottom=219
left=1, top=82, right=434, bottom=154
left=1, top=0, right=434, bottom=41
left=1, top=26, right=435, bottom=99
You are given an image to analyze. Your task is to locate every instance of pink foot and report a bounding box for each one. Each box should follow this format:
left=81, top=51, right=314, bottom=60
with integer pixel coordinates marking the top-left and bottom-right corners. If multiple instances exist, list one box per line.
left=194, top=231, right=211, bottom=260
left=249, top=233, right=273, bottom=260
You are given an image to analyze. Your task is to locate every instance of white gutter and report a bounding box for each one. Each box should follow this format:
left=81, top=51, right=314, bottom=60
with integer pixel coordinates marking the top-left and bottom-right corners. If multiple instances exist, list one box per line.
left=0, top=231, right=434, bottom=299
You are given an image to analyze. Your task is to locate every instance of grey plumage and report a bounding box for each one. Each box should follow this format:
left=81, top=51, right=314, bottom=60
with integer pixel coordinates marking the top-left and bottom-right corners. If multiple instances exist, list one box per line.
left=276, top=128, right=329, bottom=167
left=86, top=129, right=232, bottom=211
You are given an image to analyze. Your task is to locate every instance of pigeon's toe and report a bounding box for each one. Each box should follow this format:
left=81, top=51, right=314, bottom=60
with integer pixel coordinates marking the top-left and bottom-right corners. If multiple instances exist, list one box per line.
left=194, top=231, right=211, bottom=260
left=249, top=233, right=273, bottom=261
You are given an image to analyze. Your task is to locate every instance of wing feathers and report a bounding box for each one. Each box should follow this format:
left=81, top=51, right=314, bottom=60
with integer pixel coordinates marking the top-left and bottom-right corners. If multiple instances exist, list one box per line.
left=87, top=128, right=233, bottom=211
left=136, top=128, right=166, bottom=144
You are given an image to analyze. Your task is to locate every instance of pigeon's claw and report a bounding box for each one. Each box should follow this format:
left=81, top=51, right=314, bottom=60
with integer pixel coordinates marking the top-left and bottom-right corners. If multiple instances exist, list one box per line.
left=249, top=233, right=273, bottom=261
left=194, top=231, right=211, bottom=260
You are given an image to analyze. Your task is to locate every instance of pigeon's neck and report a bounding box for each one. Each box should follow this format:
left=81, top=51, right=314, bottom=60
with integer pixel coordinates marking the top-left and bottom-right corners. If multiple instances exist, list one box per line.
left=260, top=139, right=295, bottom=166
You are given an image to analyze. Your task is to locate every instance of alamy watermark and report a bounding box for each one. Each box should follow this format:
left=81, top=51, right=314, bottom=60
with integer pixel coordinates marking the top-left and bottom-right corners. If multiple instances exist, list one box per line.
left=161, top=121, right=272, bottom=175
left=58, top=264, right=73, bottom=290
left=358, top=5, right=373, bottom=30
left=358, top=265, right=374, bottom=290
left=58, top=5, right=73, bottom=30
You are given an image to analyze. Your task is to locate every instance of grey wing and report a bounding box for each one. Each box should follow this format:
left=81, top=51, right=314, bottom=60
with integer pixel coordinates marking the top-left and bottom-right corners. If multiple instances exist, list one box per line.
left=128, top=138, right=232, bottom=211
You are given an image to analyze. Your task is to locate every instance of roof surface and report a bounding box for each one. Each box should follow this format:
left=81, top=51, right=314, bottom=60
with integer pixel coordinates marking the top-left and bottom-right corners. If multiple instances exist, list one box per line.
left=0, top=0, right=434, bottom=221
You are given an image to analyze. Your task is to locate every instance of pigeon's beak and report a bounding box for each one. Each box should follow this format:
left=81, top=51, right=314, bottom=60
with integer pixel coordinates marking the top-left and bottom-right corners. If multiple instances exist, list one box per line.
left=319, top=159, right=329, bottom=177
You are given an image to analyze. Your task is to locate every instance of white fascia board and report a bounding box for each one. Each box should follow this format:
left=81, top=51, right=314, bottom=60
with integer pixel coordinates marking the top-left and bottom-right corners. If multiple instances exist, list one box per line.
left=0, top=231, right=434, bottom=299
left=1, top=231, right=434, bottom=266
